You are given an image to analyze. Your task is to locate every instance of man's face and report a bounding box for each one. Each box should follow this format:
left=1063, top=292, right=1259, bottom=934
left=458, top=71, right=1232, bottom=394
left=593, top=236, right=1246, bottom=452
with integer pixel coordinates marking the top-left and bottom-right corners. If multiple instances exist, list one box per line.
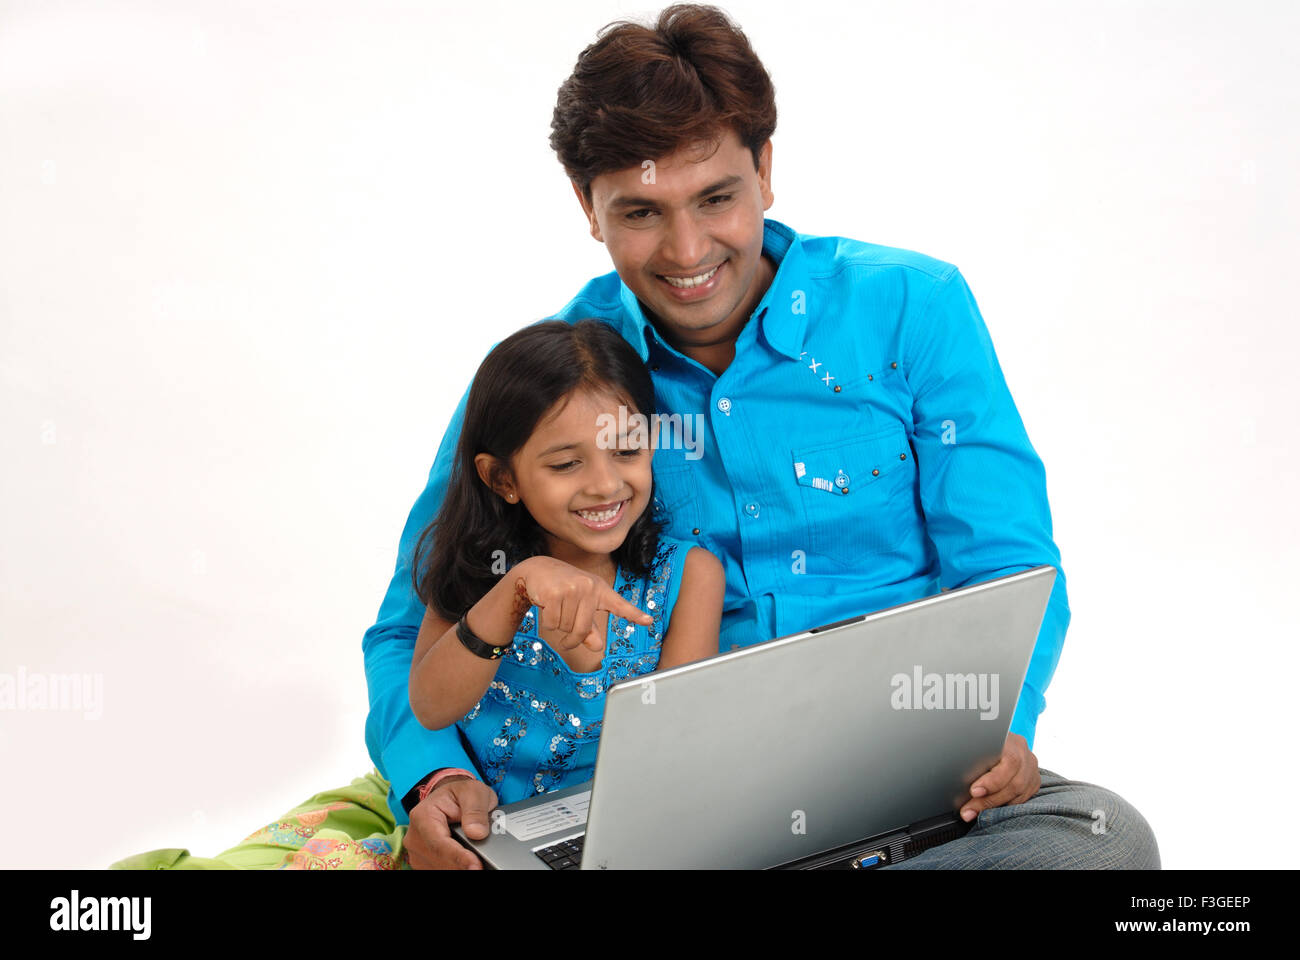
left=575, top=127, right=774, bottom=353
left=478, top=387, right=653, bottom=569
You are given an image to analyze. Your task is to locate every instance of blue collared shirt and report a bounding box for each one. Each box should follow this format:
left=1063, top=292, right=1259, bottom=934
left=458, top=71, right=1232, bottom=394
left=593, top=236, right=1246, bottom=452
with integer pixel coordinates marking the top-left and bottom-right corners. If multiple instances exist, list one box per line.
left=363, top=218, right=1070, bottom=822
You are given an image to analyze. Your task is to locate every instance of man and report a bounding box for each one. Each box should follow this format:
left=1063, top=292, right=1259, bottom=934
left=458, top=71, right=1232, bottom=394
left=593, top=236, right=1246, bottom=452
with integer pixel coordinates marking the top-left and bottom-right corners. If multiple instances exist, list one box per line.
left=366, top=3, right=1159, bottom=870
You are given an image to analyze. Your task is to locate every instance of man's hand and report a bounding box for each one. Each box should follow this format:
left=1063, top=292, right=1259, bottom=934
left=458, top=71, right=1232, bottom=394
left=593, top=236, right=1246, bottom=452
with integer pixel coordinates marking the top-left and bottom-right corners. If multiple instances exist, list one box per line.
left=959, top=732, right=1040, bottom=823
left=405, top=775, right=500, bottom=869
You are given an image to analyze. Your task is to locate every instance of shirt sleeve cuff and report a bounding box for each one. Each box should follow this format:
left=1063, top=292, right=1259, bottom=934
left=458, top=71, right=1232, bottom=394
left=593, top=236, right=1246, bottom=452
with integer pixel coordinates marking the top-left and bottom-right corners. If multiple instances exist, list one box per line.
left=381, top=719, right=478, bottom=826
left=1008, top=683, right=1043, bottom=752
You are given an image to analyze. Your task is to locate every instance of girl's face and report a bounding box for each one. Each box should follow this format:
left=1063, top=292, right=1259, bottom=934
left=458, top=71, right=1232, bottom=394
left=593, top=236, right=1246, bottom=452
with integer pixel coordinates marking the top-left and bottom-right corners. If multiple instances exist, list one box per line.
left=496, top=387, right=653, bottom=569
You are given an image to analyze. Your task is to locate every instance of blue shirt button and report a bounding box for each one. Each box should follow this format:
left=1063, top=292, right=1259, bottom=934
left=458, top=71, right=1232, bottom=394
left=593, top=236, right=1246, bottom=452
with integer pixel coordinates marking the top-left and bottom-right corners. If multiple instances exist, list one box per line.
left=716, top=397, right=732, bottom=416
left=744, top=502, right=760, bottom=517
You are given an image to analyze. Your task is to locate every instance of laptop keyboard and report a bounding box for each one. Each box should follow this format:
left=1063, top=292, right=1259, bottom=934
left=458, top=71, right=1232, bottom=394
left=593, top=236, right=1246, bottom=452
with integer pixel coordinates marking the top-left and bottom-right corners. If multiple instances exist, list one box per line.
left=534, top=835, right=584, bottom=870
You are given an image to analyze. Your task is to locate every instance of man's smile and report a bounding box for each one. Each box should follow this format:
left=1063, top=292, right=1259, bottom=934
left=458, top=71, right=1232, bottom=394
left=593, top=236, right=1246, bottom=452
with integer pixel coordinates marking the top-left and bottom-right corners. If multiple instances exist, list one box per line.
left=656, top=259, right=727, bottom=300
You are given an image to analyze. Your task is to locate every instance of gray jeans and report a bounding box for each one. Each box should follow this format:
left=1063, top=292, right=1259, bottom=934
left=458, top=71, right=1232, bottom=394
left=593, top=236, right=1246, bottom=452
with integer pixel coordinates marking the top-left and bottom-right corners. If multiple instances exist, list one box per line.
left=883, top=769, right=1161, bottom=869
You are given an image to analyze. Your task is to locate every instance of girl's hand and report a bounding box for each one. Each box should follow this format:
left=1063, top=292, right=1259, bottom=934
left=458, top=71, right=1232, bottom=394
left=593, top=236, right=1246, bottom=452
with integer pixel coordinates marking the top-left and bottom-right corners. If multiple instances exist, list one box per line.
left=514, top=556, right=653, bottom=653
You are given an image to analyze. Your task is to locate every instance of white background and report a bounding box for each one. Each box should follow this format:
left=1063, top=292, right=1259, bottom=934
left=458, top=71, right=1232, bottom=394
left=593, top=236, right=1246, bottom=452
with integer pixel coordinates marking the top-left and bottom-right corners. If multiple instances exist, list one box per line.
left=2, top=0, right=1296, bottom=870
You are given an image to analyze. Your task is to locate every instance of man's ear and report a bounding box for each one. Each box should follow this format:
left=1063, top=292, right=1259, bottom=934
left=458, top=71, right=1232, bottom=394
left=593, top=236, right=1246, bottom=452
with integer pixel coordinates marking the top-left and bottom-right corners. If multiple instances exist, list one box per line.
left=756, top=138, right=775, bottom=211
left=474, top=453, right=518, bottom=504
left=571, top=179, right=603, bottom=243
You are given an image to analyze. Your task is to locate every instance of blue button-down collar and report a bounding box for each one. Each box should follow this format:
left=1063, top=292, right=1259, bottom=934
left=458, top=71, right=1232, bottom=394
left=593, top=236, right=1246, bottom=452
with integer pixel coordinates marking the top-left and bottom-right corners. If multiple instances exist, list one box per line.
left=753, top=218, right=810, bottom=361
left=615, top=282, right=655, bottom=362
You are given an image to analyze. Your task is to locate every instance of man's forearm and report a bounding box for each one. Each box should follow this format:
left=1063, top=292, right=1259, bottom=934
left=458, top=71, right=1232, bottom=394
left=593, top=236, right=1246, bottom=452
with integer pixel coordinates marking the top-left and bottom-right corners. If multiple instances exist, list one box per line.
left=904, top=266, right=1072, bottom=752
left=363, top=615, right=480, bottom=822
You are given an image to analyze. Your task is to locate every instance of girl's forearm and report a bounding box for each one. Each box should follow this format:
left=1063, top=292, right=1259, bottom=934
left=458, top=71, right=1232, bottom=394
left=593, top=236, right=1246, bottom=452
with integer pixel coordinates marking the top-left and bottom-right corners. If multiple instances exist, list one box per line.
left=409, top=560, right=535, bottom=729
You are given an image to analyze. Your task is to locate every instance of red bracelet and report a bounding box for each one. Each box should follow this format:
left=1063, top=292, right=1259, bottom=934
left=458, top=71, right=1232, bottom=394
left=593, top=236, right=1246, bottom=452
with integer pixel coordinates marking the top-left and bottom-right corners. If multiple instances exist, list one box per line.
left=416, top=768, right=479, bottom=804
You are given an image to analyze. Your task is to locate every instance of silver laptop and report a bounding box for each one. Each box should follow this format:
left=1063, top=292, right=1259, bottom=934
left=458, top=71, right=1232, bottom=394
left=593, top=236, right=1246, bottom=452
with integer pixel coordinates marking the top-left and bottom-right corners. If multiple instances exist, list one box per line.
left=453, top=565, right=1056, bottom=869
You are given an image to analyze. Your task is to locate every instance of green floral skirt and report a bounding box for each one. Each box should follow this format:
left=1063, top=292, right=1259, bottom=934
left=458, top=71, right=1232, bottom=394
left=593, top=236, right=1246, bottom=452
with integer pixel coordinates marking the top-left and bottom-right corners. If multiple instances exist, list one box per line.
left=109, top=770, right=410, bottom=870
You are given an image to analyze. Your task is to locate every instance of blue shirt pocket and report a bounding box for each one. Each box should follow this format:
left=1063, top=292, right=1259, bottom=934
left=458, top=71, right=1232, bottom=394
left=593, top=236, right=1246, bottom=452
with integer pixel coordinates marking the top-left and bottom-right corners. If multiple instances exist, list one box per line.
left=790, top=426, right=917, bottom=570
left=652, top=461, right=704, bottom=540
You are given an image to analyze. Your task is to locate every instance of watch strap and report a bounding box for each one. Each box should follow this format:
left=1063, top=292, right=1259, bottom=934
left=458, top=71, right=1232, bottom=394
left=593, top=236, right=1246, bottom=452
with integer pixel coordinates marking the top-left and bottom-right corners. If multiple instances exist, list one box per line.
left=457, top=616, right=512, bottom=660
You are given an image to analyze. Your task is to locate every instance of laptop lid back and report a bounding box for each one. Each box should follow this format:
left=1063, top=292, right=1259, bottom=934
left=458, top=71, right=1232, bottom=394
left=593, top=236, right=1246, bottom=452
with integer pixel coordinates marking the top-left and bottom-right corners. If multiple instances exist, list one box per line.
left=579, top=566, right=1057, bottom=869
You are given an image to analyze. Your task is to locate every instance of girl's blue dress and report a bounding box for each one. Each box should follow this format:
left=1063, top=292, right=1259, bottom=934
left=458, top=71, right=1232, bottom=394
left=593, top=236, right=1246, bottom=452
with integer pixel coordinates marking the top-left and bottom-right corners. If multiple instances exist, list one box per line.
left=456, top=535, right=693, bottom=805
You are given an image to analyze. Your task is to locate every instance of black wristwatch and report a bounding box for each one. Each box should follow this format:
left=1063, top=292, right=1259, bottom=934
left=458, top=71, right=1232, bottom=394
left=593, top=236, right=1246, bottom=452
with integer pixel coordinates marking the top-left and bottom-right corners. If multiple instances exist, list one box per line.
left=457, top=616, right=513, bottom=660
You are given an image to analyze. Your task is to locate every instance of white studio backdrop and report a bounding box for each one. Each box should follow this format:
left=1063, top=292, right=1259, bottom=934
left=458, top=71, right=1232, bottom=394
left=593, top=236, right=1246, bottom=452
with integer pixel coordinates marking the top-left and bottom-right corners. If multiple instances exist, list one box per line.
left=1, top=0, right=1296, bottom=869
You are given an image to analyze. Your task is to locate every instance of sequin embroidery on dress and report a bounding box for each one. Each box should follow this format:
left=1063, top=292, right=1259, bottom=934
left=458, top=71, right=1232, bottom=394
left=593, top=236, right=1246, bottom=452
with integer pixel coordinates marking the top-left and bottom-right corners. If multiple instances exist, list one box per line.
left=455, top=536, right=685, bottom=805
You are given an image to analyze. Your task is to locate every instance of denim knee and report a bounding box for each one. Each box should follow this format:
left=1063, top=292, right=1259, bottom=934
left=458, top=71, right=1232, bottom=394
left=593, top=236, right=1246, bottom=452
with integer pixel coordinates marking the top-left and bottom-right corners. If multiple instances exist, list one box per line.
left=1036, top=771, right=1161, bottom=870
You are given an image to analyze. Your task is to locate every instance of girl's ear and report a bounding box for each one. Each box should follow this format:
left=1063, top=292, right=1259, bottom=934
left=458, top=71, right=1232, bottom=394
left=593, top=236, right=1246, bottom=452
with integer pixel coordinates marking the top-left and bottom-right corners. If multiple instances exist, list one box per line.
left=474, top=453, right=518, bottom=504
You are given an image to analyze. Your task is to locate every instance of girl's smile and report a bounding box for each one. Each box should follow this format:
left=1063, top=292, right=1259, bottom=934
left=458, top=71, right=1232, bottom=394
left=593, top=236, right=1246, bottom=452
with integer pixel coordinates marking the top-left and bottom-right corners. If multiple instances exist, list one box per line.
left=573, top=497, right=631, bottom=530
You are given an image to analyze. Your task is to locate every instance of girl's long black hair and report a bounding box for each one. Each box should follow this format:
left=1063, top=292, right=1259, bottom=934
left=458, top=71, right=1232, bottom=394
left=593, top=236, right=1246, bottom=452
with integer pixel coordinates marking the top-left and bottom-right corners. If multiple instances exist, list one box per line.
left=412, top=318, right=665, bottom=622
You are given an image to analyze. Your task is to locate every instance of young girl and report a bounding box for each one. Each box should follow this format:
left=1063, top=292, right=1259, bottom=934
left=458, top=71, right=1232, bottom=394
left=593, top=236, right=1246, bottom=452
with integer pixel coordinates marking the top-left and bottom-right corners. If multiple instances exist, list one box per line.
left=408, top=318, right=725, bottom=806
